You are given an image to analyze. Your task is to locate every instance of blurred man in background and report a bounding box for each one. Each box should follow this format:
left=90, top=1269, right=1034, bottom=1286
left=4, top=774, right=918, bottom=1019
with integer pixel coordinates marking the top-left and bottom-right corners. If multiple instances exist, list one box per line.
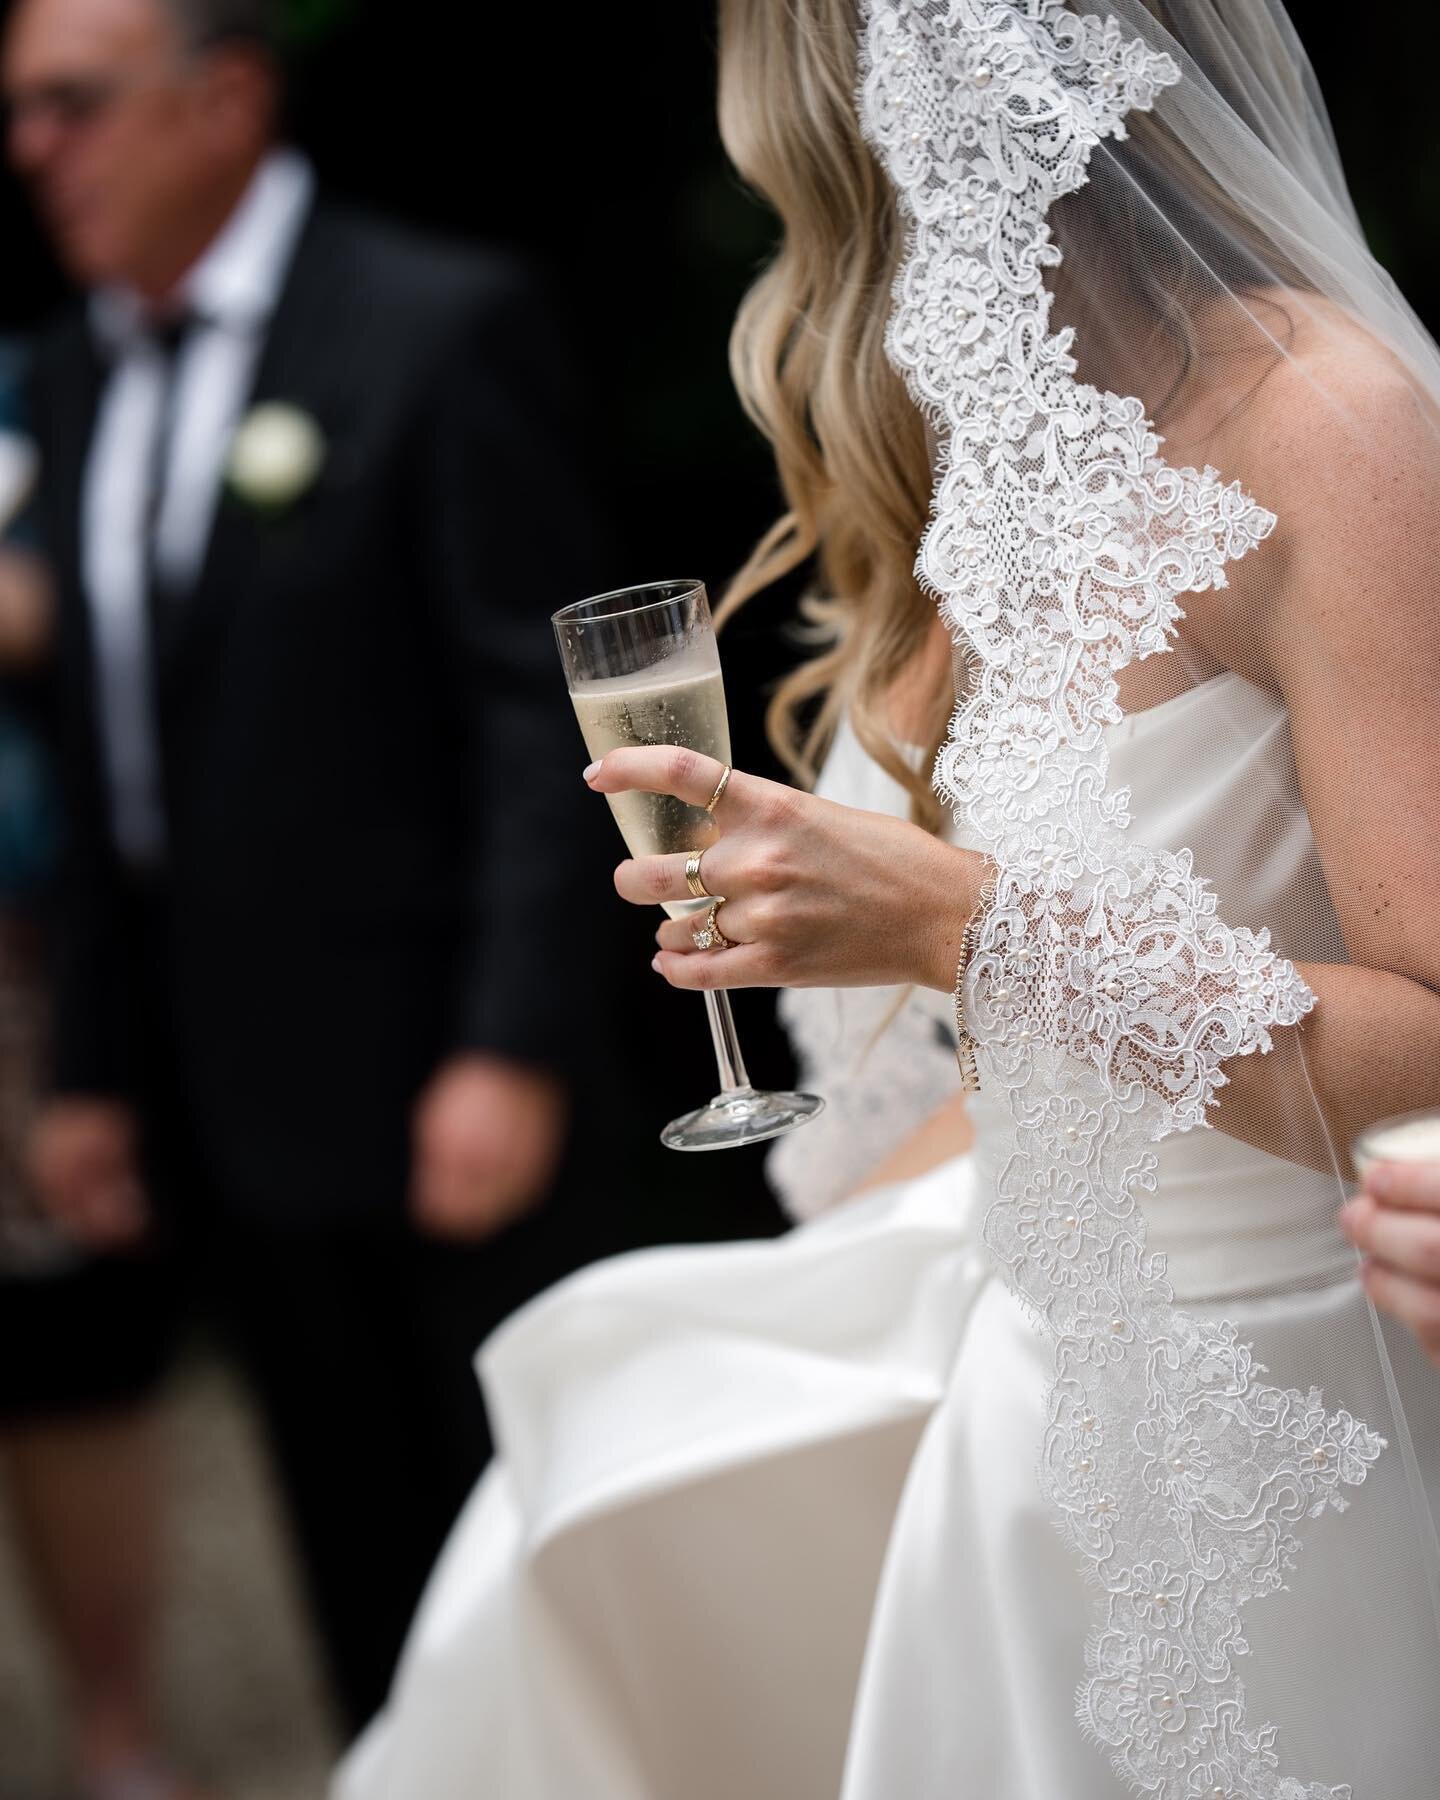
left=3, top=0, right=610, bottom=1757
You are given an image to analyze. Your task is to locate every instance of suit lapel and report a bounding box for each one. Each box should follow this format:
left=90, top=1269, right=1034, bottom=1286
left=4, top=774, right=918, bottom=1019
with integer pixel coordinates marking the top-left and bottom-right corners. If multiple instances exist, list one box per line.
left=154, top=200, right=346, bottom=693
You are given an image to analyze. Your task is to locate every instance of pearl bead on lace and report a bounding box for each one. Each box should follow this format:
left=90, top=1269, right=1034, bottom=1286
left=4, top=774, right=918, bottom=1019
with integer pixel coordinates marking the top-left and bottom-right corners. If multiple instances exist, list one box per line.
left=1110, top=1318, right=1125, bottom=1333
left=1103, top=979, right=1123, bottom=999
left=972, top=64, right=992, bottom=87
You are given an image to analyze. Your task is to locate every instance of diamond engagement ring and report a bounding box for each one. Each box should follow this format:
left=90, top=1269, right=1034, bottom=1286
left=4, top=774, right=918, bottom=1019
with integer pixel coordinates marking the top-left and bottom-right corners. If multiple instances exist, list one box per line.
left=691, top=898, right=733, bottom=952
left=684, top=851, right=712, bottom=901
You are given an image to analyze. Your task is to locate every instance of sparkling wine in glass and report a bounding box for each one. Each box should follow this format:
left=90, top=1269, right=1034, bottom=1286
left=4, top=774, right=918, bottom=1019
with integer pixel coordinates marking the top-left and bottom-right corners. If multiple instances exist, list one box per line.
left=554, top=579, right=824, bottom=1151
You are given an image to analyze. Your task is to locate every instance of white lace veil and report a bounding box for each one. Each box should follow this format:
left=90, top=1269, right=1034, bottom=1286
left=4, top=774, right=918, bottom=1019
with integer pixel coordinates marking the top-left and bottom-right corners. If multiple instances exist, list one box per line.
left=855, top=3, right=1440, bottom=1794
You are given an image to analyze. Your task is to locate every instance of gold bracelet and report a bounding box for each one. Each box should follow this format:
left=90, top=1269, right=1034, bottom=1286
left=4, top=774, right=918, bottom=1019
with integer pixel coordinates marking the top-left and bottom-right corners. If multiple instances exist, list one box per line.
left=952, top=868, right=994, bottom=1093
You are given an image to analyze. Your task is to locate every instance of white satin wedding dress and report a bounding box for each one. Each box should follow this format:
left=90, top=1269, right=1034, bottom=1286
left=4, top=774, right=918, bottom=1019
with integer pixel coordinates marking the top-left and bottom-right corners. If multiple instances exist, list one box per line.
left=335, top=673, right=1440, bottom=1800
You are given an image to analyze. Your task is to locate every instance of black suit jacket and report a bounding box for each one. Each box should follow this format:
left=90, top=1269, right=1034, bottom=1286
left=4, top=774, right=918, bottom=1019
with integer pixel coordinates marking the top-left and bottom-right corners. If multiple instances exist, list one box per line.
left=29, top=197, right=613, bottom=1228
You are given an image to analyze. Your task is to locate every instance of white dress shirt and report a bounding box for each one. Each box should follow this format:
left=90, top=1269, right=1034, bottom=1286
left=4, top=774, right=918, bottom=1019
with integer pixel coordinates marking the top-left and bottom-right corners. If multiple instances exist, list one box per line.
left=83, top=149, right=316, bottom=865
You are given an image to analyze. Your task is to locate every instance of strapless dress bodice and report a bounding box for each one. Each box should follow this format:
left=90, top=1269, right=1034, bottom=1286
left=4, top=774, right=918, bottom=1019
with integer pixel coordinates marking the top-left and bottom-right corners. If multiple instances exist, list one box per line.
left=773, top=672, right=1354, bottom=1299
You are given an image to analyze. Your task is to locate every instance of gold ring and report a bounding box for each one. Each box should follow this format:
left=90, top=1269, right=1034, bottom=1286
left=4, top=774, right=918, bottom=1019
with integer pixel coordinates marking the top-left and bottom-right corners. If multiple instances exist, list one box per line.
left=705, top=765, right=732, bottom=816
left=691, top=898, right=733, bottom=952
left=684, top=850, right=712, bottom=901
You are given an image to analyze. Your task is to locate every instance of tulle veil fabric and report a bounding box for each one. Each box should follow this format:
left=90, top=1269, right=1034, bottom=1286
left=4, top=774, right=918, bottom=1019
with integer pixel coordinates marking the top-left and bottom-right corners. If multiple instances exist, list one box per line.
left=859, top=1, right=1440, bottom=1793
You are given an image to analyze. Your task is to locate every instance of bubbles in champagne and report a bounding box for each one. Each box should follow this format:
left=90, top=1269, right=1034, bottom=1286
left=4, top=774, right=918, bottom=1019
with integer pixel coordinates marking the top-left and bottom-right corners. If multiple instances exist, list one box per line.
left=570, top=654, right=732, bottom=911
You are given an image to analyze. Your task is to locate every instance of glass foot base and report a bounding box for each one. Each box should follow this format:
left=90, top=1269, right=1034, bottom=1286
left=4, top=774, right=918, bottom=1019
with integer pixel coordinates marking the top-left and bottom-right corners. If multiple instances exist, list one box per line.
left=660, top=1086, right=825, bottom=1152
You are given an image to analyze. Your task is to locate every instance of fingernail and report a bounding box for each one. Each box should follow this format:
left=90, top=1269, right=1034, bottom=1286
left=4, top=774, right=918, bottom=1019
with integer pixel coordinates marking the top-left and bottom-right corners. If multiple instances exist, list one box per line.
left=1338, top=1200, right=1361, bottom=1237
left=1365, top=1163, right=1394, bottom=1201
left=583, top=760, right=601, bottom=782
left=651, top=954, right=663, bottom=973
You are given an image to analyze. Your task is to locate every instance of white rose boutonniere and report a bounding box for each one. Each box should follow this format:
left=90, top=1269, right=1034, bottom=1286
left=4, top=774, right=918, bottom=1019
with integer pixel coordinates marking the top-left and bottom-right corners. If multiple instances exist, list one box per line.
left=226, top=402, right=327, bottom=516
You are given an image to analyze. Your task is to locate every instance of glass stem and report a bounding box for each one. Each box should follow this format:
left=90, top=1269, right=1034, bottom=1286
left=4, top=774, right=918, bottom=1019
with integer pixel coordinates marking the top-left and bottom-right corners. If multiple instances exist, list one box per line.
left=704, top=990, right=752, bottom=1094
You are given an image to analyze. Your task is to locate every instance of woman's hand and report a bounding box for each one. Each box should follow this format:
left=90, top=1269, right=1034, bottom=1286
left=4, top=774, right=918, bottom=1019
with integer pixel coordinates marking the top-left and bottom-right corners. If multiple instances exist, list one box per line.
left=586, top=746, right=981, bottom=995
left=1341, top=1161, right=1440, bottom=1366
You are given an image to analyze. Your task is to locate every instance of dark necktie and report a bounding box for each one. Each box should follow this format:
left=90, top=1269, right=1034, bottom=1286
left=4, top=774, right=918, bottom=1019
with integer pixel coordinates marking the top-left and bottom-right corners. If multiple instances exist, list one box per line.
left=142, top=310, right=197, bottom=648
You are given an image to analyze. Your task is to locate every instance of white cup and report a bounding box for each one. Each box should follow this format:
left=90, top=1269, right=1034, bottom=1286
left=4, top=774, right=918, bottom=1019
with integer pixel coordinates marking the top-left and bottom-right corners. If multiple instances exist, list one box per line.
left=1353, top=1107, right=1440, bottom=1183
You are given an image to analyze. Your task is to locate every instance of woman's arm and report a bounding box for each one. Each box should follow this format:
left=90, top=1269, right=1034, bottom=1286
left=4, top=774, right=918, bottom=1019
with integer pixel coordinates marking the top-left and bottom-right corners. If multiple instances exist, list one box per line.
left=1201, top=354, right=1440, bottom=1173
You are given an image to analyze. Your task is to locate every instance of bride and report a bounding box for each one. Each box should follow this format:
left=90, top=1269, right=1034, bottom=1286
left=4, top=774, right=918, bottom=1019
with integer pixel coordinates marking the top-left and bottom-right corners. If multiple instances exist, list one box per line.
left=338, top=2, right=1440, bottom=1795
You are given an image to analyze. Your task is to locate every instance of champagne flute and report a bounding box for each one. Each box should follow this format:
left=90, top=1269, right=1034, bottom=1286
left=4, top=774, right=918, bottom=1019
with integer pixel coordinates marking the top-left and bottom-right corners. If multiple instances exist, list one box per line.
left=554, top=579, right=824, bottom=1151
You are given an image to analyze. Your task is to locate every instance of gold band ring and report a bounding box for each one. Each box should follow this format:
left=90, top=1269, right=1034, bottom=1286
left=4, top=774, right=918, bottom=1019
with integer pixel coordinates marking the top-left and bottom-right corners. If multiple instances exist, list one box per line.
left=684, top=851, right=712, bottom=901
left=705, top=765, right=732, bottom=816
left=691, top=898, right=733, bottom=952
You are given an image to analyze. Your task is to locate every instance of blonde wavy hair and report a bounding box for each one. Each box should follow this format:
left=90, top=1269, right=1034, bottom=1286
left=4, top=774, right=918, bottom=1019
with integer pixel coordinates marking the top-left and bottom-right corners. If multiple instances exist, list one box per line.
left=714, top=0, right=949, bottom=832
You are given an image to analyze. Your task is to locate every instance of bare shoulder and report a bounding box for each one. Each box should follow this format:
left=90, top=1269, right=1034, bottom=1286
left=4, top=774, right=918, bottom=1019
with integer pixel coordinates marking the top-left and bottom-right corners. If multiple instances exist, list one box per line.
left=1212, top=295, right=1440, bottom=670
left=1166, top=296, right=1439, bottom=680
left=1232, top=296, right=1440, bottom=516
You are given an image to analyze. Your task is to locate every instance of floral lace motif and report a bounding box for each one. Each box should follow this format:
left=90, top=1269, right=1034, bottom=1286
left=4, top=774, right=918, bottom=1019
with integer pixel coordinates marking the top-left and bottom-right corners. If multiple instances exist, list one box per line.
left=857, top=5, right=1381, bottom=1796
